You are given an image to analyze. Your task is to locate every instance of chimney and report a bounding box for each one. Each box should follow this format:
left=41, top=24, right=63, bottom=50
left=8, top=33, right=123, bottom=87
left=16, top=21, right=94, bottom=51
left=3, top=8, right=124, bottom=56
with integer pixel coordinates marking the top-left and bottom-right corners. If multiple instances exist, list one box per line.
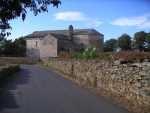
left=68, top=25, right=74, bottom=41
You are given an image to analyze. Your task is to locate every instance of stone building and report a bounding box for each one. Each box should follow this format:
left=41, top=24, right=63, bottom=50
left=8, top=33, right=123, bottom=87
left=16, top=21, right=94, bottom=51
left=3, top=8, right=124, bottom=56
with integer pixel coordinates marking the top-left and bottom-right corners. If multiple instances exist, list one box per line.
left=25, top=26, right=104, bottom=59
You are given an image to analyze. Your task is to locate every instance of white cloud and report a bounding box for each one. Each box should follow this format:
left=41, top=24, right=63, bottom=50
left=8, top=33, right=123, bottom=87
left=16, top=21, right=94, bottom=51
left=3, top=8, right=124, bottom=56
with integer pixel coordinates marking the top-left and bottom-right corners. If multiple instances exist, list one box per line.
left=54, top=11, right=102, bottom=27
left=54, top=11, right=85, bottom=21
left=111, top=14, right=150, bottom=28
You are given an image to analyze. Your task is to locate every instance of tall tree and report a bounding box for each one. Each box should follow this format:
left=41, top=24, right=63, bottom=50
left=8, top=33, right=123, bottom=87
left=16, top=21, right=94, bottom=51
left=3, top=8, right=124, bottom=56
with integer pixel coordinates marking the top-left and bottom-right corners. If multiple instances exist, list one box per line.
left=0, top=0, right=61, bottom=38
left=104, top=39, right=117, bottom=52
left=118, top=33, right=131, bottom=50
left=134, top=31, right=146, bottom=51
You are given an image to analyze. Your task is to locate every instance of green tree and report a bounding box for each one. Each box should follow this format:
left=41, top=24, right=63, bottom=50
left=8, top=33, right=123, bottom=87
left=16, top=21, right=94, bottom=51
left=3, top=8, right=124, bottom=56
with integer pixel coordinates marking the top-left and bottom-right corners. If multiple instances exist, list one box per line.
left=0, top=0, right=61, bottom=37
left=2, top=39, right=14, bottom=56
left=0, top=37, right=26, bottom=56
left=145, top=33, right=150, bottom=51
left=13, top=38, right=26, bottom=56
left=145, top=33, right=150, bottom=43
left=104, top=39, right=117, bottom=52
left=0, top=38, right=6, bottom=55
left=118, top=33, right=131, bottom=50
left=134, top=31, right=147, bottom=51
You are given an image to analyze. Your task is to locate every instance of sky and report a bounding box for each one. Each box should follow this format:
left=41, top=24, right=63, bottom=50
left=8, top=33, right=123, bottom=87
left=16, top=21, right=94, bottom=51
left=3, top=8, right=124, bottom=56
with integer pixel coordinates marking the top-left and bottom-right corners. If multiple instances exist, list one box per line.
left=9, top=0, right=150, bottom=41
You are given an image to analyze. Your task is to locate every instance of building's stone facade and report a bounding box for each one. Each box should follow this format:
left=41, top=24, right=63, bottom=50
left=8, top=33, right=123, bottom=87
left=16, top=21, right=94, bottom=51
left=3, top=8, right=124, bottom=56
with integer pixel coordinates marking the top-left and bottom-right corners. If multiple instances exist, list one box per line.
left=43, top=59, right=150, bottom=113
left=26, top=35, right=58, bottom=59
left=25, top=27, right=104, bottom=59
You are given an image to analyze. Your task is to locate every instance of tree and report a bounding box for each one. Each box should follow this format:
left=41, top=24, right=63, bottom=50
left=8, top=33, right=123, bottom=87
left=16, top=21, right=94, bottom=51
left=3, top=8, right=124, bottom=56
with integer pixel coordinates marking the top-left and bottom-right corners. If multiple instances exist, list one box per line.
left=145, top=33, right=150, bottom=51
left=0, top=37, right=26, bottom=56
left=1, top=39, right=14, bottom=56
left=145, top=33, right=150, bottom=43
left=104, top=39, right=117, bottom=52
left=0, top=38, right=7, bottom=55
left=134, top=31, right=147, bottom=51
left=13, top=38, right=26, bottom=56
left=118, top=33, right=131, bottom=50
left=0, top=0, right=61, bottom=38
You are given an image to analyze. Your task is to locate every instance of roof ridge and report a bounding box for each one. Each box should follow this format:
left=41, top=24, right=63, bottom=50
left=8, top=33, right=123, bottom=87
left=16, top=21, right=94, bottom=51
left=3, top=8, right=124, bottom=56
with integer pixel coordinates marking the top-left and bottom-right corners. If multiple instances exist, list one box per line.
left=33, top=28, right=95, bottom=33
left=25, top=28, right=103, bottom=39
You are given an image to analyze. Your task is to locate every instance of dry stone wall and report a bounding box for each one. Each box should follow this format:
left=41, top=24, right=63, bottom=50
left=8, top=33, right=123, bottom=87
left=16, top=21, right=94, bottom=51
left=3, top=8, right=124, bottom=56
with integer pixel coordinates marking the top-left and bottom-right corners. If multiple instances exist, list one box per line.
left=43, top=59, right=150, bottom=113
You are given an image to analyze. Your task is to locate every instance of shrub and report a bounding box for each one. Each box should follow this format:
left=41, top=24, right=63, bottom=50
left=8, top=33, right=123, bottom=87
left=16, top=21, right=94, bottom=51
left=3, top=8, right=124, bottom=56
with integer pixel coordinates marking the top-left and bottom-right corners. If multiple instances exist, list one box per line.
left=104, top=39, right=117, bottom=52
left=0, top=65, right=20, bottom=82
left=73, top=47, right=97, bottom=60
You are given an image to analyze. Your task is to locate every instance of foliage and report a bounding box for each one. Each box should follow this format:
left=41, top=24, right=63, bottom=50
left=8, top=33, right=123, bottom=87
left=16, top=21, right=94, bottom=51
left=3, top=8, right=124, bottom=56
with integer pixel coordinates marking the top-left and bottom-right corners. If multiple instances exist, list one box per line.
left=0, top=65, right=20, bottom=76
left=1, top=39, right=14, bottom=55
left=145, top=33, right=150, bottom=43
left=0, top=37, right=26, bottom=57
left=145, top=33, right=150, bottom=51
left=0, top=65, right=20, bottom=84
left=13, top=38, right=26, bottom=56
left=118, top=33, right=131, bottom=50
left=104, top=39, right=117, bottom=52
left=0, top=0, right=61, bottom=37
left=103, top=31, right=150, bottom=52
left=0, top=38, right=6, bottom=54
left=74, top=47, right=97, bottom=60
left=134, top=31, right=147, bottom=51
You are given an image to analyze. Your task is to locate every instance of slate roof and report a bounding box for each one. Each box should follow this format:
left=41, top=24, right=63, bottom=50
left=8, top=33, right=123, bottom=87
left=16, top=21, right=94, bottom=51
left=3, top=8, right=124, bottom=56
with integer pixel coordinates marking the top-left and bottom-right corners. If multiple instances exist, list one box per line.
left=25, top=29, right=103, bottom=40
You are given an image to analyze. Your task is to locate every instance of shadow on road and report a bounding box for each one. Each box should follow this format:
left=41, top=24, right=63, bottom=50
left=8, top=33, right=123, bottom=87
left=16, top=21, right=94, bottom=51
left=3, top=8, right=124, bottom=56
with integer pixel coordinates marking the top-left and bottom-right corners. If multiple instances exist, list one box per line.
left=0, top=68, right=31, bottom=112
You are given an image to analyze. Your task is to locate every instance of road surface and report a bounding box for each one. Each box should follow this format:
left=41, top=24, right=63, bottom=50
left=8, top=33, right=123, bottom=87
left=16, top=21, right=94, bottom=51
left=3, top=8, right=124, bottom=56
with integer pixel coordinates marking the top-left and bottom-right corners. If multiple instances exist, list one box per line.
left=0, top=65, right=131, bottom=113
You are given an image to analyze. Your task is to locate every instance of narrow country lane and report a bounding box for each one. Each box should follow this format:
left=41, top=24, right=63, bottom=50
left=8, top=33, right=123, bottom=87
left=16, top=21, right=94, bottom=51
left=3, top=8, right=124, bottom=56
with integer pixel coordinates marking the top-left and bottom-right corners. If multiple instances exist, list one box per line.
left=0, top=65, right=131, bottom=113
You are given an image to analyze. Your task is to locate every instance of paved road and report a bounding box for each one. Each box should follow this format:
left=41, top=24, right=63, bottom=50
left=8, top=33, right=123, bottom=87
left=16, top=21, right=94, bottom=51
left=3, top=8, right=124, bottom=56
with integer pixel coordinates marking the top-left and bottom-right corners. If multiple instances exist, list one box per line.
left=0, top=65, right=131, bottom=113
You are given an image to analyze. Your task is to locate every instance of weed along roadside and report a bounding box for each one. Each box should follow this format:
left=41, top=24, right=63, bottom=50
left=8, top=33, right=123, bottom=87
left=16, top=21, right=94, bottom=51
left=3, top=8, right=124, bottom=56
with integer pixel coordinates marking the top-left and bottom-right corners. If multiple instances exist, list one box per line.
left=0, top=57, right=37, bottom=84
left=42, top=58, right=150, bottom=113
left=0, top=65, right=20, bottom=84
left=0, top=57, right=37, bottom=82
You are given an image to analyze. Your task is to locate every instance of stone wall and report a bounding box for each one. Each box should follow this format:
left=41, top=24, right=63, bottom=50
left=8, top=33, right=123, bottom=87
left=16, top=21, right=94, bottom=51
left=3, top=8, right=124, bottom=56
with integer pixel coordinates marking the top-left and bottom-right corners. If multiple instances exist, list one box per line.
left=26, top=35, right=58, bottom=59
left=26, top=38, right=41, bottom=59
left=74, top=34, right=104, bottom=52
left=40, top=35, right=57, bottom=58
left=43, top=59, right=150, bottom=113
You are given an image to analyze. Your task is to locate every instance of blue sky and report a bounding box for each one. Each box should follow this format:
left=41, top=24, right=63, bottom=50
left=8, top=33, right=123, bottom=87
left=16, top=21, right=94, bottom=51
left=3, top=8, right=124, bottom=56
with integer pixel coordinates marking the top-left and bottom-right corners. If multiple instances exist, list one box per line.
left=9, top=0, right=150, bottom=41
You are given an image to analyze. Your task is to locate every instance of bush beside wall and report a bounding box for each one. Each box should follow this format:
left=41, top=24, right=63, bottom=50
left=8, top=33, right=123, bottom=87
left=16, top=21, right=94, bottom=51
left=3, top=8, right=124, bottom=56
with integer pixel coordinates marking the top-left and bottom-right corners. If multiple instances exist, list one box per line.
left=43, top=59, right=150, bottom=113
left=0, top=65, right=20, bottom=81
